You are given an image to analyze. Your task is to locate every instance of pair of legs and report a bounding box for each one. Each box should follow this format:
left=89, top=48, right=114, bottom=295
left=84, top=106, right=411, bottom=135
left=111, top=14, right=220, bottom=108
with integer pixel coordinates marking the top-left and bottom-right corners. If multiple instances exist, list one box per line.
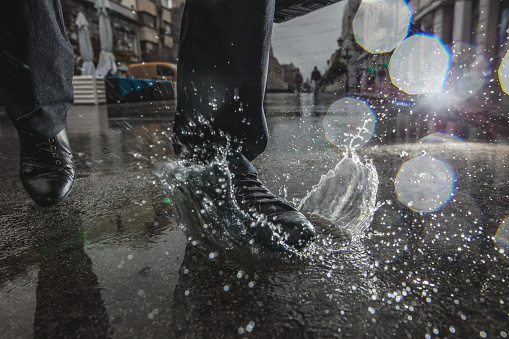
left=0, top=0, right=314, bottom=248
left=0, top=1, right=75, bottom=207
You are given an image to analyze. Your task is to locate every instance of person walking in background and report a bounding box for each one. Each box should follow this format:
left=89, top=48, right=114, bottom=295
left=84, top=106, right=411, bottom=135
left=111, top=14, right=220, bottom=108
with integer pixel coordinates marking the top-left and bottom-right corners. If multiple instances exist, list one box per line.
left=355, top=67, right=363, bottom=93
left=378, top=65, right=387, bottom=91
left=294, top=68, right=303, bottom=93
left=311, top=66, right=321, bottom=96
left=0, top=1, right=76, bottom=207
left=367, top=66, right=377, bottom=91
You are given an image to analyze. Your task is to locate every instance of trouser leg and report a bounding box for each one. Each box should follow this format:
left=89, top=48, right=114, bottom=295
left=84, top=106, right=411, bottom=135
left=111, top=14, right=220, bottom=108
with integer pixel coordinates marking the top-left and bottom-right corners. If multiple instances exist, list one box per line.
left=172, top=0, right=275, bottom=162
left=0, top=0, right=74, bottom=138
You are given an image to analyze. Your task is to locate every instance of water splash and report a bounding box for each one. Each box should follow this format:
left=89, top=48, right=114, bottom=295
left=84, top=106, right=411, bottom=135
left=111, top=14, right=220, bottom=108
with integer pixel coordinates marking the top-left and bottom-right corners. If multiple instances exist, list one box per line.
left=365, top=207, right=409, bottom=263
left=154, top=154, right=297, bottom=258
left=298, top=152, right=379, bottom=239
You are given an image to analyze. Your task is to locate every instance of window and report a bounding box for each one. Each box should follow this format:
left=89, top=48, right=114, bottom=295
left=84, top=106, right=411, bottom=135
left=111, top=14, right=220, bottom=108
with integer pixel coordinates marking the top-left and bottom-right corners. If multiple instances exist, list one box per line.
left=165, top=23, right=171, bottom=35
left=157, top=65, right=174, bottom=77
left=141, top=41, right=159, bottom=54
left=162, top=0, right=172, bottom=9
left=139, top=12, right=156, bottom=28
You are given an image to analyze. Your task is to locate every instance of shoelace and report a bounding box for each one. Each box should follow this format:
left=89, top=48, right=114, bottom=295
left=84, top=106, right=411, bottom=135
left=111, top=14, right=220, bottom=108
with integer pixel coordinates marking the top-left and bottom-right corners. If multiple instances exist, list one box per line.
left=22, top=136, right=69, bottom=169
left=233, top=174, right=292, bottom=208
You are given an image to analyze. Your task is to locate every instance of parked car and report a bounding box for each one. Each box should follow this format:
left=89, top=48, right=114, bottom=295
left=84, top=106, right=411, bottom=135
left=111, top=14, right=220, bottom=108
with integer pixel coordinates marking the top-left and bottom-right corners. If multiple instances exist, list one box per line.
left=127, top=62, right=177, bottom=82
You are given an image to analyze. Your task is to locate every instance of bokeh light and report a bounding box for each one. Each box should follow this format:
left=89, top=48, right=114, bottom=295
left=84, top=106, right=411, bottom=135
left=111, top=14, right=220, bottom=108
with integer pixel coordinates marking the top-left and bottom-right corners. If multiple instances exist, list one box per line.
left=323, top=97, right=377, bottom=150
left=417, top=132, right=471, bottom=178
left=389, top=33, right=451, bottom=95
left=498, top=51, right=509, bottom=95
left=365, top=207, right=409, bottom=263
left=445, top=41, right=488, bottom=101
left=419, top=132, right=463, bottom=144
left=353, top=0, right=412, bottom=54
left=395, top=156, right=456, bottom=212
left=495, top=216, right=509, bottom=257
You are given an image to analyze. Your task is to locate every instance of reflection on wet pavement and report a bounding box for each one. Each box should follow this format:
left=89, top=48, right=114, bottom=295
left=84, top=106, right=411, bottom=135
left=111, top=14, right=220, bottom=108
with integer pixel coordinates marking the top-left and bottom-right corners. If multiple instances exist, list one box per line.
left=1, top=93, right=509, bottom=337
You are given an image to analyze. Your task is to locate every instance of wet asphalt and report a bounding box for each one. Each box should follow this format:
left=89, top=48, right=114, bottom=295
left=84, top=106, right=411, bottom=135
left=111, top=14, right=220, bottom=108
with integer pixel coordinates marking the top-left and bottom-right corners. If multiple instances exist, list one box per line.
left=1, top=92, right=508, bottom=338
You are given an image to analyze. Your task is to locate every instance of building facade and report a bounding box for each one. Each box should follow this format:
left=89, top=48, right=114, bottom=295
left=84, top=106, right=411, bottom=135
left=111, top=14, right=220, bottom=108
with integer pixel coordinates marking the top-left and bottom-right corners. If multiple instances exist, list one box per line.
left=62, top=0, right=141, bottom=75
left=170, top=0, right=186, bottom=62
left=135, top=0, right=175, bottom=62
left=411, top=0, right=509, bottom=65
left=336, top=0, right=509, bottom=94
left=62, top=0, right=178, bottom=75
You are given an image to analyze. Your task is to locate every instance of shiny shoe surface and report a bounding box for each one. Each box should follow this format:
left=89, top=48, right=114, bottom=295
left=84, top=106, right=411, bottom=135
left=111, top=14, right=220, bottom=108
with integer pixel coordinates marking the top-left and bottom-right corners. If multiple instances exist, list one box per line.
left=19, top=129, right=75, bottom=207
left=231, top=172, right=316, bottom=249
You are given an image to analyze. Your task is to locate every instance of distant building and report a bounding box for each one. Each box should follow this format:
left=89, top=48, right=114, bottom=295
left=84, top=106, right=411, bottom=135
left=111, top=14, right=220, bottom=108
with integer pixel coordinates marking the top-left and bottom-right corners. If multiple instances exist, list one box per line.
left=62, top=0, right=178, bottom=75
left=135, top=0, right=175, bottom=62
left=334, top=0, right=509, bottom=96
left=410, top=0, right=507, bottom=65
left=62, top=0, right=141, bottom=75
left=322, top=0, right=361, bottom=92
left=267, top=46, right=289, bottom=91
left=281, top=63, right=299, bottom=85
left=170, top=0, right=186, bottom=62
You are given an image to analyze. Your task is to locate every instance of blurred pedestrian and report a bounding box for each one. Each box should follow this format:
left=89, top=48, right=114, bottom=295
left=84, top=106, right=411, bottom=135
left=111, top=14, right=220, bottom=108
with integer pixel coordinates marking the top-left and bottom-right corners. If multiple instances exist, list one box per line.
left=355, top=67, right=363, bottom=92
left=311, top=66, right=321, bottom=96
left=367, top=66, right=377, bottom=91
left=294, top=68, right=303, bottom=93
left=379, top=64, right=387, bottom=90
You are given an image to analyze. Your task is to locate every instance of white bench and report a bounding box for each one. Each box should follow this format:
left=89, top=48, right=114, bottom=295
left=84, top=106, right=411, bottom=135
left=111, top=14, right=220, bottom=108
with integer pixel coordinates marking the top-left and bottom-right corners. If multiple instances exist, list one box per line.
left=72, top=76, right=106, bottom=105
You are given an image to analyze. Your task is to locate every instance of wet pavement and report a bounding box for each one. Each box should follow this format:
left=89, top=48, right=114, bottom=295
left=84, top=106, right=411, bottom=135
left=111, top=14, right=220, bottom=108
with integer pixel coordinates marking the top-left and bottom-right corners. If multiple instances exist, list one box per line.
left=1, top=93, right=509, bottom=338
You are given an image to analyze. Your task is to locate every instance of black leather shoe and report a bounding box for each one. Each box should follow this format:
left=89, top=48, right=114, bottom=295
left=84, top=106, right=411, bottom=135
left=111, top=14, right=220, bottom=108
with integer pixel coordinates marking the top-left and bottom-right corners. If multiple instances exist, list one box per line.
left=19, top=128, right=76, bottom=207
left=231, top=172, right=316, bottom=249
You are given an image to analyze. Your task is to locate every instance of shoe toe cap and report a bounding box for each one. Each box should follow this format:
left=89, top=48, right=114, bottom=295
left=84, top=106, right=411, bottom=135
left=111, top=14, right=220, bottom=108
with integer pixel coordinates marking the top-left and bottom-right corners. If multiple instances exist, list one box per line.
left=273, top=212, right=316, bottom=248
left=22, top=173, right=75, bottom=207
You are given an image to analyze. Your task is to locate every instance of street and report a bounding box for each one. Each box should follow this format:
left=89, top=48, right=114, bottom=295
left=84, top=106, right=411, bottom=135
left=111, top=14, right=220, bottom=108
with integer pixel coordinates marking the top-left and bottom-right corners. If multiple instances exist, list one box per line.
left=1, top=92, right=508, bottom=338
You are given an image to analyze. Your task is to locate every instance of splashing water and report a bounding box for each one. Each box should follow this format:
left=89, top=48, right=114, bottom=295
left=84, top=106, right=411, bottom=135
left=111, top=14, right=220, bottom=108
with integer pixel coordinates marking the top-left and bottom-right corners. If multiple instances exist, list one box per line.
left=155, top=149, right=379, bottom=255
left=155, top=151, right=311, bottom=260
left=298, top=152, right=379, bottom=239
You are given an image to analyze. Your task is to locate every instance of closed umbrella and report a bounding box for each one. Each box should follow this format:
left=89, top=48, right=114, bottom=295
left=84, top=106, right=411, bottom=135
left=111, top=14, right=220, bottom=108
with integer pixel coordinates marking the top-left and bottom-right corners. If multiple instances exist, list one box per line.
left=95, top=0, right=117, bottom=76
left=76, top=12, right=95, bottom=75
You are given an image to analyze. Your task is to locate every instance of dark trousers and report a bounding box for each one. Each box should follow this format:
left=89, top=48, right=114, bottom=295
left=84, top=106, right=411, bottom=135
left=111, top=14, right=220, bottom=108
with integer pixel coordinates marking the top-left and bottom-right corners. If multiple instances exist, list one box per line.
left=0, top=1, right=74, bottom=138
left=172, top=0, right=276, bottom=162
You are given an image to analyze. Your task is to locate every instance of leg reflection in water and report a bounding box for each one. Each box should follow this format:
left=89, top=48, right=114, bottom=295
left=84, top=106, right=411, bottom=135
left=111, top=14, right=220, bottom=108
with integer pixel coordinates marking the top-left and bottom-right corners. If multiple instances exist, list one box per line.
left=32, top=219, right=110, bottom=338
